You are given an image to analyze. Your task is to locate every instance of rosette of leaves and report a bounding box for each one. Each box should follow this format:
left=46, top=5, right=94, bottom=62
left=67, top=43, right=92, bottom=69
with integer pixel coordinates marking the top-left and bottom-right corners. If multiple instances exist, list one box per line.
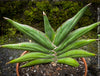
left=1, top=3, right=100, bottom=67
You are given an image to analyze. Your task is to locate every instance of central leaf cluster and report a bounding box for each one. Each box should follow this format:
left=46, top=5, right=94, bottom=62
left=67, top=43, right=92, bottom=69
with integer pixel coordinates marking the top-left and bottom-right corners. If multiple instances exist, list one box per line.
left=1, top=3, right=99, bottom=67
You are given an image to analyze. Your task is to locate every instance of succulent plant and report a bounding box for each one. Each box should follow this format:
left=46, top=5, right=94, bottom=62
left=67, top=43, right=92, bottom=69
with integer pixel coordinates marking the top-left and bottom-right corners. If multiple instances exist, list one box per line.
left=1, top=3, right=100, bottom=68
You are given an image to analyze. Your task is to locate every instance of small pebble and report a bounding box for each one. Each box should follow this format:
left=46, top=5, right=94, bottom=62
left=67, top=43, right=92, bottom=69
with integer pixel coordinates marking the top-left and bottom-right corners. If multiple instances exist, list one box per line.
left=27, top=68, right=29, bottom=71
left=76, top=68, right=78, bottom=71
left=34, top=70, right=36, bottom=72
left=43, top=73, right=46, bottom=76
left=65, top=65, right=68, bottom=67
left=70, top=74, right=73, bottom=76
left=26, top=73, right=29, bottom=76
left=9, top=56, right=13, bottom=60
left=41, top=70, right=43, bottom=73
left=58, top=73, right=60, bottom=75
left=61, top=64, right=63, bottom=66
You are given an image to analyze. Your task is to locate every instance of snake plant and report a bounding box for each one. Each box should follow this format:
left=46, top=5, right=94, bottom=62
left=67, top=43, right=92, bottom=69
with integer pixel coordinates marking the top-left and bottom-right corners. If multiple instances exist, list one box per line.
left=1, top=3, right=100, bottom=67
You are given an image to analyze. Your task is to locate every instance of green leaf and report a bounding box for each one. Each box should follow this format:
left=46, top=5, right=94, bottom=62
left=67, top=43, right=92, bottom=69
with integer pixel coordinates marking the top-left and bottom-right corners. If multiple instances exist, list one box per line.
left=54, top=3, right=91, bottom=46
left=58, top=49, right=95, bottom=58
left=56, top=22, right=100, bottom=51
left=57, top=39, right=96, bottom=55
left=3, top=17, right=54, bottom=50
left=1, top=42, right=52, bottom=53
left=21, top=59, right=52, bottom=67
left=57, top=57, right=79, bottom=67
left=8, top=52, right=52, bottom=63
left=98, top=34, right=100, bottom=37
left=43, top=12, right=55, bottom=42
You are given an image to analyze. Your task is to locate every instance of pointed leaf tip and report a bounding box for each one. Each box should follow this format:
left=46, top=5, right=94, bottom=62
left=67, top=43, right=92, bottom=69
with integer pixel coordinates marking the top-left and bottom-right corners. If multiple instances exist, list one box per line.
left=96, top=39, right=99, bottom=41
left=43, top=11, right=55, bottom=42
left=6, top=62, right=10, bottom=64
left=43, top=11, right=46, bottom=15
left=54, top=3, right=91, bottom=46
left=3, top=17, right=9, bottom=20
left=87, top=3, right=92, bottom=6
left=98, top=34, right=100, bottom=37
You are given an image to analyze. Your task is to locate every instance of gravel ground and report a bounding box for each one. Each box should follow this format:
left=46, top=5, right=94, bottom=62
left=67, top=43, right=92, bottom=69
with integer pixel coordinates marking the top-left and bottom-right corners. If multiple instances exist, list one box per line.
left=0, top=36, right=29, bottom=76
left=86, top=56, right=100, bottom=76
left=0, top=48, right=23, bottom=76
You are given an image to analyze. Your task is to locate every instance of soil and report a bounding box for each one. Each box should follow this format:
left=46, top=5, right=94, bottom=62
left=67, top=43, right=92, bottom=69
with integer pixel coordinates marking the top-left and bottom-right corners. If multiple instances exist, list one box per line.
left=19, top=58, right=85, bottom=76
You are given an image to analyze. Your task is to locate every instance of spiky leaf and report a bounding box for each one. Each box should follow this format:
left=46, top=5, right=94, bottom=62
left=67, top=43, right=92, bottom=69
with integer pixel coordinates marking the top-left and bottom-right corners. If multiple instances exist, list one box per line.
left=57, top=39, right=96, bottom=55
left=57, top=57, right=79, bottom=67
left=21, top=59, right=52, bottom=67
left=1, top=42, right=52, bottom=53
left=8, top=52, right=52, bottom=63
left=3, top=17, right=54, bottom=50
left=43, top=12, right=55, bottom=42
left=56, top=22, right=100, bottom=51
left=58, top=49, right=95, bottom=58
left=54, top=3, right=91, bottom=46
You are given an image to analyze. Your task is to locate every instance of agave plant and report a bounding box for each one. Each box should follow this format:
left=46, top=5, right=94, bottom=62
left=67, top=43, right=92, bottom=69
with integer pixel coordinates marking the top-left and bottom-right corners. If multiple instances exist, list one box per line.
left=1, top=3, right=100, bottom=68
